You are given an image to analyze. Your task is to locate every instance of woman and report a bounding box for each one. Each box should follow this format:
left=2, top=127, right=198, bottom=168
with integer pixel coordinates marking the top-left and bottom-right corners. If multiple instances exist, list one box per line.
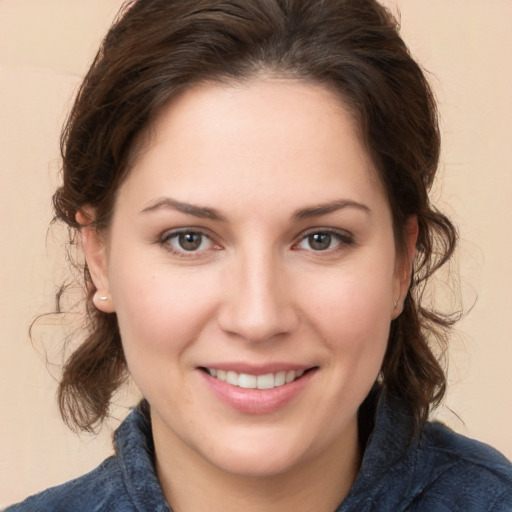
left=6, top=0, right=511, bottom=510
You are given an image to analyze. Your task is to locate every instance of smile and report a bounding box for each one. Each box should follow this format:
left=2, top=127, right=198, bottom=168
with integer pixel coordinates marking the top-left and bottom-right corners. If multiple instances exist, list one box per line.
left=206, top=368, right=306, bottom=389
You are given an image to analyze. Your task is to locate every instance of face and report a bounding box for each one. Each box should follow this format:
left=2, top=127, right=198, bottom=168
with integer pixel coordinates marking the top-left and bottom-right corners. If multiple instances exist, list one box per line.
left=84, top=79, right=414, bottom=479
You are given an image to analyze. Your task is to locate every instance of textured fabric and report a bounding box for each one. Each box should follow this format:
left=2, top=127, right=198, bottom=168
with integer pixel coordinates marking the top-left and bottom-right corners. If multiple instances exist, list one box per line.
left=5, top=392, right=512, bottom=511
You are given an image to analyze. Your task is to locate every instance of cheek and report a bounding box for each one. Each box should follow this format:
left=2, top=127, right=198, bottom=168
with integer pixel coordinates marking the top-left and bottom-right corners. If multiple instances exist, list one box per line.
left=301, top=262, right=394, bottom=357
left=314, top=275, right=392, bottom=414
left=108, top=257, right=219, bottom=366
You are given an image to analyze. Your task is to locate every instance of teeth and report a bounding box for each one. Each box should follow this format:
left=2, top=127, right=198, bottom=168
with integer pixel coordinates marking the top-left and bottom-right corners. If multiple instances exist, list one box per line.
left=275, top=371, right=286, bottom=386
left=239, top=373, right=256, bottom=388
left=207, top=368, right=305, bottom=389
left=256, top=373, right=274, bottom=389
left=226, top=371, right=239, bottom=386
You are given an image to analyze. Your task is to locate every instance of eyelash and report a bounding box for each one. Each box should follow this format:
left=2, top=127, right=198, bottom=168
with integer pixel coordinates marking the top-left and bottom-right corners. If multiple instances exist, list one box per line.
left=294, top=228, right=355, bottom=253
left=157, top=227, right=355, bottom=257
left=158, top=228, right=218, bottom=257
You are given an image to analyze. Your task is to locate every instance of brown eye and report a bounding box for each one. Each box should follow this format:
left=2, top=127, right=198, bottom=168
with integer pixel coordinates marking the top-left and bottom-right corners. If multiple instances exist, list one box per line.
left=162, top=230, right=213, bottom=254
left=296, top=229, right=353, bottom=253
left=178, top=232, right=203, bottom=251
left=307, top=233, right=333, bottom=251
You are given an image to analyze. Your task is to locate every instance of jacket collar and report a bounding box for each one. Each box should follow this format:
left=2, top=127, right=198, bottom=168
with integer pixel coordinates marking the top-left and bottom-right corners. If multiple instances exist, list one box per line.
left=114, top=400, right=171, bottom=511
left=336, top=388, right=421, bottom=511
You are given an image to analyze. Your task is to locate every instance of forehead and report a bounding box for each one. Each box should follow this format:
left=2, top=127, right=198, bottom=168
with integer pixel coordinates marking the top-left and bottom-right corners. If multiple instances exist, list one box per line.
left=119, top=78, right=386, bottom=214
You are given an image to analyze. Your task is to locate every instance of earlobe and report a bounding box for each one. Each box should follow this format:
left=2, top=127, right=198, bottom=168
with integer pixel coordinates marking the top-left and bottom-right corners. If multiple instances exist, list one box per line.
left=76, top=210, right=115, bottom=313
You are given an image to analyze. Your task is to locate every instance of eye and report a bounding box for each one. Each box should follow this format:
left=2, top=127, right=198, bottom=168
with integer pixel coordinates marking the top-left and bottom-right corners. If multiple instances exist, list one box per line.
left=305, top=233, right=335, bottom=251
left=176, top=232, right=205, bottom=251
left=296, top=229, right=353, bottom=252
left=161, top=230, right=215, bottom=253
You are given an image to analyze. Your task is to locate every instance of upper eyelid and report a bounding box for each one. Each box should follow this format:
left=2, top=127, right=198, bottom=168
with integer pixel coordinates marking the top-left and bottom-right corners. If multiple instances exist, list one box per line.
left=160, top=227, right=213, bottom=240
left=298, top=227, right=354, bottom=240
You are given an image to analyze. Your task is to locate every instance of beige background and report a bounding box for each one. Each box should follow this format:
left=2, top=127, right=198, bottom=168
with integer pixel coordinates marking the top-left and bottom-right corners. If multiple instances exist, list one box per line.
left=1, top=0, right=511, bottom=506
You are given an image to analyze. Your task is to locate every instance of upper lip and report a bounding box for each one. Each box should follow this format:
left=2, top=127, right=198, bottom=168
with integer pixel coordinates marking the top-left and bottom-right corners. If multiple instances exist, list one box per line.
left=198, top=363, right=316, bottom=376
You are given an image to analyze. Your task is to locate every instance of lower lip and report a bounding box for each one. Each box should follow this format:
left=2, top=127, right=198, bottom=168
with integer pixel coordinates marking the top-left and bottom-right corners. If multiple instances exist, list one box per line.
left=199, top=369, right=316, bottom=414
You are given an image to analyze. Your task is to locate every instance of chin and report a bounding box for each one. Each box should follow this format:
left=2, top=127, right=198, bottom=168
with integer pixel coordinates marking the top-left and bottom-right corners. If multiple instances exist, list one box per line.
left=195, top=420, right=337, bottom=479
left=205, top=442, right=305, bottom=478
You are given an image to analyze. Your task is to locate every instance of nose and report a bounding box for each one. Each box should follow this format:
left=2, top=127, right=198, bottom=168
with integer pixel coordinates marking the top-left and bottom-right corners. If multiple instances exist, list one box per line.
left=217, top=248, right=299, bottom=343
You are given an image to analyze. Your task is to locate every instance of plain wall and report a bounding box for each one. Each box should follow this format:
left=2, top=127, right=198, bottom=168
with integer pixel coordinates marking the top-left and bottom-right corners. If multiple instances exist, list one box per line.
left=1, top=0, right=511, bottom=506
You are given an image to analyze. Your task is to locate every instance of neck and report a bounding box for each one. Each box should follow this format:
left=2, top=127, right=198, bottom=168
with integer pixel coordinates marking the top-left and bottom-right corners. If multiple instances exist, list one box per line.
left=152, top=412, right=361, bottom=512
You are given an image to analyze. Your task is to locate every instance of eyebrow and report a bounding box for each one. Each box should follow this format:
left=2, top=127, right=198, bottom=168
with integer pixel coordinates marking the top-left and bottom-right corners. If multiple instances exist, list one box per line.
left=140, top=197, right=227, bottom=221
left=292, top=199, right=371, bottom=220
left=140, top=197, right=371, bottom=222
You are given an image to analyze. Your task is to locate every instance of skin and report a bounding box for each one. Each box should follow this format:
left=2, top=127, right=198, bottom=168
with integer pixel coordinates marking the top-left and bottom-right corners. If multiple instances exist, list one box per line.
left=80, top=79, right=417, bottom=512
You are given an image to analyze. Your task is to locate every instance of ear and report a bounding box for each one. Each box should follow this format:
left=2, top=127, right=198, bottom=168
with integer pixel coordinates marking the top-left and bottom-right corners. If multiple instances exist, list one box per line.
left=392, top=216, right=418, bottom=318
left=76, top=209, right=115, bottom=313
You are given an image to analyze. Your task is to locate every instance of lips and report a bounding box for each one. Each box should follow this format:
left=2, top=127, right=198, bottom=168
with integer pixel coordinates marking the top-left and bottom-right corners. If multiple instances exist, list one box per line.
left=199, top=365, right=317, bottom=414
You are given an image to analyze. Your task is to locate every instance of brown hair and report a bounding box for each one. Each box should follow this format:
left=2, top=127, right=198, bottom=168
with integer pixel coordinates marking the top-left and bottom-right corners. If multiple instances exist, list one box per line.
left=54, top=0, right=457, bottom=433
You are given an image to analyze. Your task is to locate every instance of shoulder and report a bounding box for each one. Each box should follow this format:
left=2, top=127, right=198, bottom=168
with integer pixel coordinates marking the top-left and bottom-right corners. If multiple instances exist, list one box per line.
left=4, top=402, right=170, bottom=512
left=3, top=456, right=135, bottom=512
left=410, top=421, right=512, bottom=511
